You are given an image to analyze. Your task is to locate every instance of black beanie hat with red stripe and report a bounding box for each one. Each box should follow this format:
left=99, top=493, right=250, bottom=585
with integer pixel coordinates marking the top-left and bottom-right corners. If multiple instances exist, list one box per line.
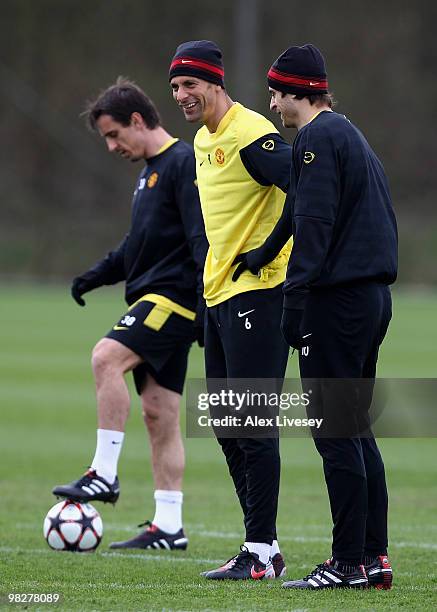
left=169, top=40, right=225, bottom=87
left=268, top=44, right=328, bottom=96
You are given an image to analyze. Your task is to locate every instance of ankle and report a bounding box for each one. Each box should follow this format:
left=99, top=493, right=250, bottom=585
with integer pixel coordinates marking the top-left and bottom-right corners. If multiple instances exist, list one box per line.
left=362, top=552, right=388, bottom=566
left=331, top=558, right=361, bottom=574
left=244, top=542, right=271, bottom=565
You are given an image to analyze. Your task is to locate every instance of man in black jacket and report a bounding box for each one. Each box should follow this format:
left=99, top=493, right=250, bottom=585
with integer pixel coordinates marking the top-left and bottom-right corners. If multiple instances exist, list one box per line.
left=52, top=78, right=208, bottom=552
left=234, top=45, right=397, bottom=590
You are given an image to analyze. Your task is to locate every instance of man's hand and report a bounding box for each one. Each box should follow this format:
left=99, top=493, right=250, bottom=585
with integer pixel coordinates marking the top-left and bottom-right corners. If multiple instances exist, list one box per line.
left=194, top=298, right=206, bottom=347
left=232, top=249, right=271, bottom=282
left=71, top=277, right=96, bottom=307
left=280, top=307, right=306, bottom=350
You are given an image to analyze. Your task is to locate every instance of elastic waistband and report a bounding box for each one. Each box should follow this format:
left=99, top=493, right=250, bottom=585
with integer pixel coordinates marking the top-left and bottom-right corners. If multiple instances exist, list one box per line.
left=128, top=293, right=195, bottom=320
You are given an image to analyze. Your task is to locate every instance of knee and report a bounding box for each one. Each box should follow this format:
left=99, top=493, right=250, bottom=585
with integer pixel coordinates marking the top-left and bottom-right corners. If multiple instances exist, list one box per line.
left=142, top=393, right=179, bottom=435
left=315, top=439, right=367, bottom=478
left=240, top=437, right=280, bottom=460
left=91, top=340, right=118, bottom=381
left=142, top=401, right=159, bottom=429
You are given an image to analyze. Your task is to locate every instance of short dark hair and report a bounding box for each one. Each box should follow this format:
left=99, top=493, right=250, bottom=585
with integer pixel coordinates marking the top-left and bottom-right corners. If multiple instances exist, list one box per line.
left=294, top=91, right=336, bottom=108
left=85, top=77, right=161, bottom=130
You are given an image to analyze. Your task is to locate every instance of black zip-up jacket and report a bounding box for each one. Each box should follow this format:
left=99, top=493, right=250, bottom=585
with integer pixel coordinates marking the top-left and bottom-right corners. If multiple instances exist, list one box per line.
left=257, top=111, right=398, bottom=309
left=80, top=139, right=208, bottom=309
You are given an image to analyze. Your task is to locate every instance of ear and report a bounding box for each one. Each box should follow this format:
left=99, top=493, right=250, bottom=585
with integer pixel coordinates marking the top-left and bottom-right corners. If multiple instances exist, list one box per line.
left=130, top=111, right=145, bottom=129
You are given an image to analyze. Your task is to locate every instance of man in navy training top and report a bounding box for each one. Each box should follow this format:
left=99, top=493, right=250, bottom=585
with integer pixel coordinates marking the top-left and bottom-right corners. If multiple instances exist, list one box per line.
left=235, top=44, right=397, bottom=591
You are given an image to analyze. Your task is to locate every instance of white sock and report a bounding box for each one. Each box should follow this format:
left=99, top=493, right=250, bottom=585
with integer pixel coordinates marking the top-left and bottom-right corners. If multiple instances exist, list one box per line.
left=244, top=541, right=271, bottom=565
left=271, top=539, right=280, bottom=557
left=90, top=428, right=124, bottom=484
left=152, top=490, right=183, bottom=534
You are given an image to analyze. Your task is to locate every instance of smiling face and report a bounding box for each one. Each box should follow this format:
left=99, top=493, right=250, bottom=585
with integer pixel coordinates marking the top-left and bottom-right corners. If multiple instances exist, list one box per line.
left=96, top=113, right=146, bottom=161
left=269, top=88, right=300, bottom=128
left=170, top=76, right=220, bottom=125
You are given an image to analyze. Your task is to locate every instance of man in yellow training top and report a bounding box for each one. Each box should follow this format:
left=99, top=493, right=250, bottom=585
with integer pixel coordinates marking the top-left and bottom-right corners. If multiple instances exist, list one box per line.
left=170, top=40, right=292, bottom=580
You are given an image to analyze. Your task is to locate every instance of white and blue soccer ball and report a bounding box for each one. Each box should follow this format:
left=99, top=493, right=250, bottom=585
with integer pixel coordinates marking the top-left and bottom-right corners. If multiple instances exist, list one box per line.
left=43, top=500, right=103, bottom=552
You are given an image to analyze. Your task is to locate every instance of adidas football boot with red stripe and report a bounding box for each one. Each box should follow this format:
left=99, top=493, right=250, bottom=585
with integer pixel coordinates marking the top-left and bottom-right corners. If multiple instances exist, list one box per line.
left=364, top=555, right=393, bottom=590
left=109, top=520, right=188, bottom=550
left=202, top=545, right=275, bottom=580
left=282, top=559, right=368, bottom=589
left=52, top=469, right=119, bottom=504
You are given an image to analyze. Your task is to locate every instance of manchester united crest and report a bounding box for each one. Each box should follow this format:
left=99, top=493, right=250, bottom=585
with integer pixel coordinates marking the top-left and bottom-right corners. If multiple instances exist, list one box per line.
left=147, top=172, right=159, bottom=188
left=303, top=152, right=316, bottom=164
left=215, top=148, right=225, bottom=165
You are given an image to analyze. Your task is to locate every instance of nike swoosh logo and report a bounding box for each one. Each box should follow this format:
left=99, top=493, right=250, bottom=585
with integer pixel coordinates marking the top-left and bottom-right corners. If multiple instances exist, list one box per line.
left=113, top=325, right=129, bottom=331
left=302, top=333, right=312, bottom=338
left=250, top=566, right=267, bottom=579
left=111, top=441, right=121, bottom=445
left=309, top=81, right=319, bottom=86
left=237, top=309, right=255, bottom=318
left=181, top=59, right=192, bottom=63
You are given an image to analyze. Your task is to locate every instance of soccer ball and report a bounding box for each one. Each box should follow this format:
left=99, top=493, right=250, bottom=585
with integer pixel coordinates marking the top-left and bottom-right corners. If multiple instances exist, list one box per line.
left=43, top=500, right=103, bottom=552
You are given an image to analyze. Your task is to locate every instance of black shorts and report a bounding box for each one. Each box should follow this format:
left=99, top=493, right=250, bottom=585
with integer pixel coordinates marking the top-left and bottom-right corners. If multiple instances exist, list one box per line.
left=106, top=300, right=193, bottom=395
left=205, top=285, right=289, bottom=380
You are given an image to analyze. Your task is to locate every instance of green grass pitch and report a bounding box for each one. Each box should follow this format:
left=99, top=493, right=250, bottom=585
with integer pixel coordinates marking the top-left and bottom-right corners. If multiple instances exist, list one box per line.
left=0, top=285, right=436, bottom=610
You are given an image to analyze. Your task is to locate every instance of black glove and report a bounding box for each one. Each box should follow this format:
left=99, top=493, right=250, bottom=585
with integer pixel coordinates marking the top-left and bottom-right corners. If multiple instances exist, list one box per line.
left=280, top=307, right=306, bottom=350
left=71, top=275, right=99, bottom=307
left=194, top=298, right=206, bottom=347
left=232, top=248, right=272, bottom=282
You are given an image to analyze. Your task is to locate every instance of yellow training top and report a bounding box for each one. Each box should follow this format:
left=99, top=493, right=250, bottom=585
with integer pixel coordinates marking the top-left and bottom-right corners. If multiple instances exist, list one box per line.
left=194, top=102, right=291, bottom=307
